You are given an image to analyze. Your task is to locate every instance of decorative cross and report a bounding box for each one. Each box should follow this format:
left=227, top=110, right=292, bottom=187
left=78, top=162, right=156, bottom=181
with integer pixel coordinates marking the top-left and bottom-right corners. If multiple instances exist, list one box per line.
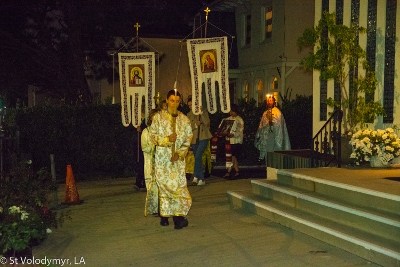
left=134, top=22, right=140, bottom=36
left=204, top=7, right=211, bottom=20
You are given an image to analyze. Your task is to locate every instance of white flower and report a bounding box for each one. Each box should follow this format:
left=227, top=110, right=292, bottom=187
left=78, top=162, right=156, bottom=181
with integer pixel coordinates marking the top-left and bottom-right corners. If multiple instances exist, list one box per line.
left=350, top=127, right=400, bottom=165
left=46, top=228, right=52, bottom=234
left=362, top=137, right=370, bottom=143
left=385, top=146, right=394, bottom=152
left=20, top=211, right=29, bottom=221
left=9, top=206, right=21, bottom=214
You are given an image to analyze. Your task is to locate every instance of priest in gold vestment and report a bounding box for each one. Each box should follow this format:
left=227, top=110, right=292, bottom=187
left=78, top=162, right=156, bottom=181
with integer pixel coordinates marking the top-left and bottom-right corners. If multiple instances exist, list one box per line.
left=150, top=89, right=193, bottom=229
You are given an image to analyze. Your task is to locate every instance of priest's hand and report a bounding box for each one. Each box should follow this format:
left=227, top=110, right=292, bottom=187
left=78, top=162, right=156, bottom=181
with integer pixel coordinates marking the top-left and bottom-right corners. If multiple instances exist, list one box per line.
left=170, top=153, right=179, bottom=162
left=169, top=133, right=177, bottom=142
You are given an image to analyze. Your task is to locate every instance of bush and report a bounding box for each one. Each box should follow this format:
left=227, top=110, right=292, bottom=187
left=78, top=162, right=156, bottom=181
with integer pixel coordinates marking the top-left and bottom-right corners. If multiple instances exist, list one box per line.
left=13, top=104, right=136, bottom=180
left=4, top=95, right=312, bottom=178
left=0, top=162, right=68, bottom=253
left=281, top=94, right=313, bottom=149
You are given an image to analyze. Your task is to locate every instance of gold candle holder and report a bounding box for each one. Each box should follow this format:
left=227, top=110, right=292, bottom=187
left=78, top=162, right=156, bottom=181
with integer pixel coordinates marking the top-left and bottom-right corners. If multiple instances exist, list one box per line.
left=171, top=113, right=178, bottom=155
left=172, top=88, right=178, bottom=156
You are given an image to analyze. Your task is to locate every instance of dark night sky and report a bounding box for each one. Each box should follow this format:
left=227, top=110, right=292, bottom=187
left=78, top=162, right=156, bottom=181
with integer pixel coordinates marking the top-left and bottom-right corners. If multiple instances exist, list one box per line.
left=0, top=1, right=215, bottom=38
left=112, top=1, right=215, bottom=38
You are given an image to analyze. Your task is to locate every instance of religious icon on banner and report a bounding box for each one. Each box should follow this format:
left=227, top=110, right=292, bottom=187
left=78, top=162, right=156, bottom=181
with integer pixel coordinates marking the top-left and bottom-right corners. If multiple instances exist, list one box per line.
left=200, top=50, right=217, bottom=73
left=129, top=64, right=144, bottom=86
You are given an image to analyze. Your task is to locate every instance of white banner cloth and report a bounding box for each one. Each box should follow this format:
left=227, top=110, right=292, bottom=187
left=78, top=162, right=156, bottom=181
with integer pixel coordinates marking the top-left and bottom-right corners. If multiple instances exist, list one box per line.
left=119, top=52, right=155, bottom=127
left=187, top=37, right=230, bottom=115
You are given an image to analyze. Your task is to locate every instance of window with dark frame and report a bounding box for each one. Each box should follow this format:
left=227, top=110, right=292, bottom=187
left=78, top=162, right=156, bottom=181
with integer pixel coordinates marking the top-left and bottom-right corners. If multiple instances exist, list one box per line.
left=383, top=0, right=397, bottom=123
left=265, top=5, right=272, bottom=40
left=334, top=0, right=343, bottom=105
left=319, top=0, right=329, bottom=121
left=245, top=14, right=252, bottom=45
left=365, top=0, right=377, bottom=104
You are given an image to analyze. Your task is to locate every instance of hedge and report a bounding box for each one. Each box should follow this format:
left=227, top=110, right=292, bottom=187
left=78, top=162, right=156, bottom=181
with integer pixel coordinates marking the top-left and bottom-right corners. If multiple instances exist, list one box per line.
left=6, top=95, right=311, bottom=180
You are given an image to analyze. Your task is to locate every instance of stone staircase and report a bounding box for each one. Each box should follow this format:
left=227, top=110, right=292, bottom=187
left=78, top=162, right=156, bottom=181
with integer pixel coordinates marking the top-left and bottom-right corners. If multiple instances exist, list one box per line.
left=227, top=169, right=400, bottom=267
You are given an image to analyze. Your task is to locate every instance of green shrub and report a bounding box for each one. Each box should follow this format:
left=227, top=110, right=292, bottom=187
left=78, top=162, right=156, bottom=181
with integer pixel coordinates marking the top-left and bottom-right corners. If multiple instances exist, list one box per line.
left=0, top=162, right=68, bottom=253
left=13, top=104, right=136, bottom=180
left=4, top=94, right=312, bottom=178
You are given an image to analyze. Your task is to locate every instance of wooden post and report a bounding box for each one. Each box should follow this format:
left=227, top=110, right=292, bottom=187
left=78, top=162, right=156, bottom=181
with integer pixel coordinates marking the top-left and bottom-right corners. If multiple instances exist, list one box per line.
left=171, top=114, right=178, bottom=155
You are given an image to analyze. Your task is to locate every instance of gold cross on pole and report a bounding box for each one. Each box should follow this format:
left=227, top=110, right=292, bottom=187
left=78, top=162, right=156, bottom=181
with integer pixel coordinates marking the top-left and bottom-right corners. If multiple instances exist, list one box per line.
left=134, top=22, right=140, bottom=37
left=204, top=7, right=211, bottom=21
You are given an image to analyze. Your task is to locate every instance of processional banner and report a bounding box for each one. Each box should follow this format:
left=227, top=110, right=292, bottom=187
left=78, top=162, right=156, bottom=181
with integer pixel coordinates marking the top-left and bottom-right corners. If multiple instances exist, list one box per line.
left=186, top=37, right=230, bottom=115
left=118, top=52, right=155, bottom=127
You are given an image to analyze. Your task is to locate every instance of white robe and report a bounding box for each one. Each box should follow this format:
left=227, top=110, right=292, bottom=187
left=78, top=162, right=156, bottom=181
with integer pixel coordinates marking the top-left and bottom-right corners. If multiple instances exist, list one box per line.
left=255, top=107, right=291, bottom=160
left=141, top=126, right=158, bottom=216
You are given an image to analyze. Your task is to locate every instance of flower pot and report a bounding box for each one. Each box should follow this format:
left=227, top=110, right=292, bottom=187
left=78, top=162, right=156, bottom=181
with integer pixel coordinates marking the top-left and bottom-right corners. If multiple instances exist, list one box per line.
left=391, top=156, right=400, bottom=164
left=370, top=155, right=390, bottom=168
left=341, top=136, right=353, bottom=165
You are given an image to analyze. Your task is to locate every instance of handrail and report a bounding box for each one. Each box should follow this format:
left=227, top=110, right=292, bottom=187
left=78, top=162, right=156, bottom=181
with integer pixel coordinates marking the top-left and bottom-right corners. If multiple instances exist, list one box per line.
left=311, top=110, right=343, bottom=167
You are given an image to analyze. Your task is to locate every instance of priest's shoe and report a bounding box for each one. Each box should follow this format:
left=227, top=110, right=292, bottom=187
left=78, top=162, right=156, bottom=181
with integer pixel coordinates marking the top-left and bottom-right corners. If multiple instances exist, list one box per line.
left=173, top=216, right=189, bottom=229
left=160, top=217, right=169, bottom=226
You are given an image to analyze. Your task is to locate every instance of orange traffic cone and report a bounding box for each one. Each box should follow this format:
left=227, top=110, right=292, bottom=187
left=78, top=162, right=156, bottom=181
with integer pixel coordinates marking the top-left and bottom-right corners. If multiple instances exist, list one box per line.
left=63, top=164, right=82, bottom=205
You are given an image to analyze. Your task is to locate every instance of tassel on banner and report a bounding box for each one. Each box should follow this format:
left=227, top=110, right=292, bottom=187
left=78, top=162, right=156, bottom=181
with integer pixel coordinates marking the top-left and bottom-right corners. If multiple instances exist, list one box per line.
left=63, top=164, right=83, bottom=205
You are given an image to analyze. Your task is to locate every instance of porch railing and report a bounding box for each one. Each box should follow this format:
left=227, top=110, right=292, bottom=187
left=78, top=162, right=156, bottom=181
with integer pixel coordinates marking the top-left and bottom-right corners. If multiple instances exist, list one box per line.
left=311, top=110, right=343, bottom=167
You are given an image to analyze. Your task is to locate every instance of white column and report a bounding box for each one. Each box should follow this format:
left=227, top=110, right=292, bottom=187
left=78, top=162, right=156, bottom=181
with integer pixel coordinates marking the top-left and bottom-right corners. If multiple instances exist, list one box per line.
left=313, top=0, right=322, bottom=136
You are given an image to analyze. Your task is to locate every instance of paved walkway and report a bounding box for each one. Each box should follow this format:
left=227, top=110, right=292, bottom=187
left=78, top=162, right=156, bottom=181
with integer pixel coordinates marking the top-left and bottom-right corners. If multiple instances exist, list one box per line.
left=31, top=172, right=380, bottom=267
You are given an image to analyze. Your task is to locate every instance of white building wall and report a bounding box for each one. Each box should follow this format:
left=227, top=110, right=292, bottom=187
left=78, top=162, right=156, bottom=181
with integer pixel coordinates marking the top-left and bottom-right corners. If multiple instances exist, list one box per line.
left=312, top=0, right=400, bottom=136
left=313, top=1, right=323, bottom=136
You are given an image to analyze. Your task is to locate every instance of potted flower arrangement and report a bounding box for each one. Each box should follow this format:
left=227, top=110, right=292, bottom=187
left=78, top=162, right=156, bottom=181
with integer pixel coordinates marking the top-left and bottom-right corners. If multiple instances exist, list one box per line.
left=0, top=161, right=68, bottom=257
left=349, top=128, right=400, bottom=166
left=0, top=205, right=53, bottom=257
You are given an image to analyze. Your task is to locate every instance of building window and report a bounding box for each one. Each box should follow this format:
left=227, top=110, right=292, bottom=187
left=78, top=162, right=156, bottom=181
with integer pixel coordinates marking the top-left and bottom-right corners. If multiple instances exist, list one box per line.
left=334, top=0, right=344, bottom=105
left=348, top=0, right=360, bottom=111
left=272, top=91, right=279, bottom=105
left=336, top=0, right=344, bottom=24
left=320, top=0, right=329, bottom=121
left=265, top=4, right=272, bottom=40
left=272, top=77, right=278, bottom=90
left=257, top=79, right=264, bottom=105
left=245, top=14, right=251, bottom=45
left=366, top=0, right=377, bottom=103
left=383, top=0, right=397, bottom=123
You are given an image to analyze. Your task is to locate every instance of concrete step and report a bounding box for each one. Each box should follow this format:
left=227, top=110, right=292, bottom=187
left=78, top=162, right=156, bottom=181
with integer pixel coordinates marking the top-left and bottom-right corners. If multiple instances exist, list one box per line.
left=276, top=169, right=400, bottom=215
left=251, top=179, right=400, bottom=243
left=227, top=190, right=400, bottom=267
